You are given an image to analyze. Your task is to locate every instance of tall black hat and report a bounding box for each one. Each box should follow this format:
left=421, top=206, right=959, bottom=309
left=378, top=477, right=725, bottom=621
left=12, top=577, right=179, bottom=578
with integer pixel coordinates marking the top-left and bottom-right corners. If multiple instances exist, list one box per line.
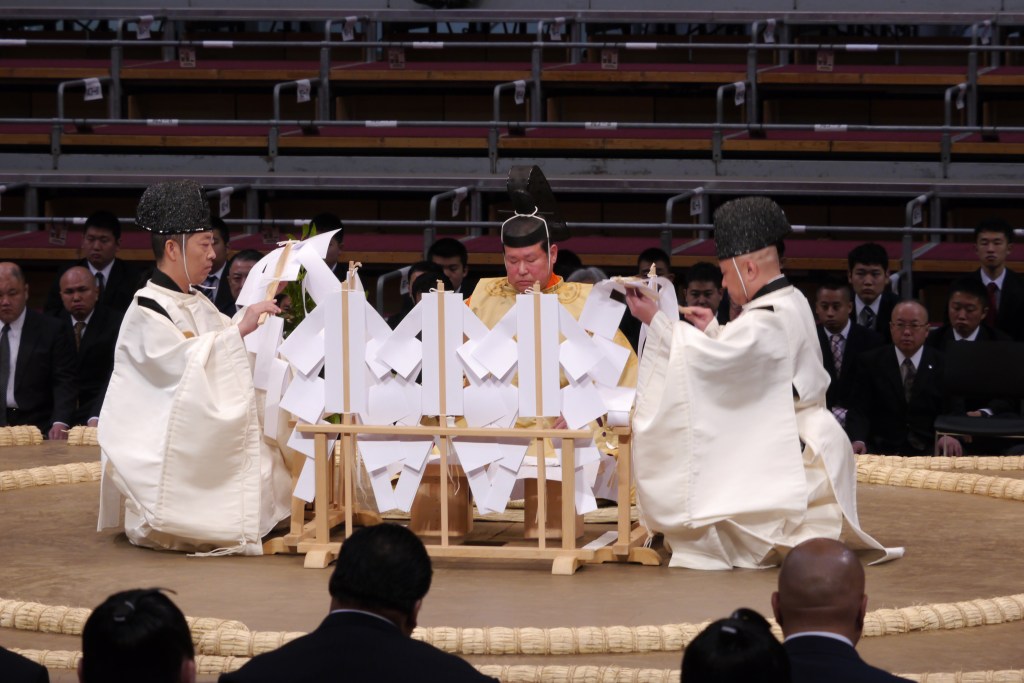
left=136, top=179, right=211, bottom=235
left=713, top=196, right=792, bottom=260
left=501, top=165, right=569, bottom=248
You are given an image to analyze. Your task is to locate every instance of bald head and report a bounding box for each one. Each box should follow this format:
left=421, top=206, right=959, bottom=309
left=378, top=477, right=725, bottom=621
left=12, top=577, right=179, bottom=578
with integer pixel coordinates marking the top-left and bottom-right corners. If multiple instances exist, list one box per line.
left=771, top=538, right=867, bottom=643
left=0, top=262, right=28, bottom=325
left=0, top=262, right=24, bottom=284
left=60, top=266, right=100, bottom=321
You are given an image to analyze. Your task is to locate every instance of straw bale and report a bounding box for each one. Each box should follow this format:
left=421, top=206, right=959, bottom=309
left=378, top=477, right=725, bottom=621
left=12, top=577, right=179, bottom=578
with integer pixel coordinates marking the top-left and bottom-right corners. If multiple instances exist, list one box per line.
left=476, top=665, right=680, bottom=682
left=66, top=425, right=99, bottom=447
left=10, top=649, right=81, bottom=669
left=857, top=463, right=1024, bottom=502
left=857, top=454, right=1024, bottom=471
left=196, top=628, right=304, bottom=656
left=0, top=461, right=101, bottom=491
left=0, top=600, right=91, bottom=634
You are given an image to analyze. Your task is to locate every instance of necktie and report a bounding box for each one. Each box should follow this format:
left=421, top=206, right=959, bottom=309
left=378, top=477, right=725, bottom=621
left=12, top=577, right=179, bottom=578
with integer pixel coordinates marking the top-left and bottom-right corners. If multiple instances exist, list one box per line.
left=74, top=321, right=86, bottom=351
left=830, top=333, right=844, bottom=375
left=986, top=282, right=999, bottom=327
left=901, top=357, right=916, bottom=404
left=202, top=275, right=218, bottom=300
left=95, top=271, right=105, bottom=296
left=858, top=306, right=875, bottom=330
left=0, top=324, right=10, bottom=427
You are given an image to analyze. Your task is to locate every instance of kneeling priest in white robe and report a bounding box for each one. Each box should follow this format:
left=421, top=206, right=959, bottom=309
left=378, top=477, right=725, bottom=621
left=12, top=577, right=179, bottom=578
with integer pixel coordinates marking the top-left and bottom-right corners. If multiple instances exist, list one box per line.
left=98, top=179, right=292, bottom=555
left=626, top=196, right=902, bottom=570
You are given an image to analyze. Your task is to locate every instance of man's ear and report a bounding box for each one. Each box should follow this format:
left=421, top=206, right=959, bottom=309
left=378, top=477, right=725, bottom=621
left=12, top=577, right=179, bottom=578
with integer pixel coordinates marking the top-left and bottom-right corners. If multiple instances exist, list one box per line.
left=549, top=243, right=558, bottom=265
left=181, top=657, right=197, bottom=683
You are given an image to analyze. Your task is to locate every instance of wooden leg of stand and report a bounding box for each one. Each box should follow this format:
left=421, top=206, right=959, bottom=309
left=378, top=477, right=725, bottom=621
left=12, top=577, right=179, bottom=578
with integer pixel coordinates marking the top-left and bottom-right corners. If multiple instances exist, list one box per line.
left=561, top=438, right=575, bottom=550
left=314, top=433, right=330, bottom=544
left=536, top=437, right=547, bottom=550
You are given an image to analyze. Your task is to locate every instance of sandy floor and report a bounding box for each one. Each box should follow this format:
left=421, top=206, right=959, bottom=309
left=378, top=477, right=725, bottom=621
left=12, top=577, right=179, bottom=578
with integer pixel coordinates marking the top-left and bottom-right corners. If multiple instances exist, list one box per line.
left=2, top=443, right=1022, bottom=681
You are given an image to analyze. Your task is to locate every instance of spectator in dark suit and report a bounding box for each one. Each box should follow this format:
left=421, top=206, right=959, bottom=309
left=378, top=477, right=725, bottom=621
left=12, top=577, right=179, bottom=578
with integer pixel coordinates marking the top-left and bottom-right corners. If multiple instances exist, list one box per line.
left=847, top=243, right=899, bottom=342
left=311, top=213, right=346, bottom=280
left=771, top=538, right=905, bottom=683
left=388, top=261, right=444, bottom=329
left=968, top=218, right=1024, bottom=341
left=58, top=266, right=123, bottom=427
left=848, top=301, right=960, bottom=456
left=220, top=523, right=495, bottom=683
left=927, top=277, right=1011, bottom=351
left=0, top=646, right=48, bottom=683
left=224, top=249, right=264, bottom=315
left=199, top=217, right=235, bottom=315
left=428, top=237, right=476, bottom=295
left=684, top=261, right=731, bottom=326
left=45, top=210, right=140, bottom=316
left=814, top=279, right=882, bottom=439
left=0, top=262, right=76, bottom=439
left=79, top=588, right=195, bottom=683
left=682, top=608, right=789, bottom=683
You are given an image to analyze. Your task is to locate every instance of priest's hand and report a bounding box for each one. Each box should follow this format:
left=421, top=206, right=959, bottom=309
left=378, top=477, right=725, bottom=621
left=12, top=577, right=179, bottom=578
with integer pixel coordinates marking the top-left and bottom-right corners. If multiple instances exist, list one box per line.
left=851, top=440, right=867, bottom=455
left=49, top=423, right=69, bottom=441
left=682, top=306, right=714, bottom=332
left=625, top=288, right=659, bottom=325
left=238, top=300, right=282, bottom=338
left=935, top=435, right=963, bottom=457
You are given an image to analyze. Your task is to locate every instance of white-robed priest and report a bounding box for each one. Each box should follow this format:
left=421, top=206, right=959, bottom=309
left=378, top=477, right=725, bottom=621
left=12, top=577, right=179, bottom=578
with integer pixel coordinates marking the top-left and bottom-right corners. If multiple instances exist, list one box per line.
left=97, top=179, right=292, bottom=555
left=625, top=196, right=902, bottom=570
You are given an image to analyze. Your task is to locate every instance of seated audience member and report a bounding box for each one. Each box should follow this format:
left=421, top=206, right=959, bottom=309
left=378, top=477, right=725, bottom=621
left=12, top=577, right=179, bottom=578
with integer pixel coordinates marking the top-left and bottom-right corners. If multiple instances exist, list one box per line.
left=0, top=646, right=48, bottom=683
left=566, top=266, right=608, bottom=284
left=58, top=266, right=123, bottom=427
left=311, top=213, right=346, bottom=280
left=201, top=217, right=235, bottom=314
left=552, top=248, right=582, bottom=281
left=0, top=262, right=76, bottom=439
left=847, top=301, right=960, bottom=456
left=684, top=261, right=731, bottom=325
left=681, top=608, right=789, bottom=683
left=847, top=243, right=900, bottom=342
left=220, top=524, right=496, bottom=683
left=428, top=237, right=475, bottom=294
left=927, top=277, right=1011, bottom=351
left=45, top=210, right=140, bottom=315
left=772, top=538, right=906, bottom=683
left=814, top=279, right=882, bottom=431
left=388, top=261, right=445, bottom=329
left=225, top=250, right=264, bottom=314
left=968, top=218, right=1024, bottom=341
left=79, top=588, right=195, bottom=683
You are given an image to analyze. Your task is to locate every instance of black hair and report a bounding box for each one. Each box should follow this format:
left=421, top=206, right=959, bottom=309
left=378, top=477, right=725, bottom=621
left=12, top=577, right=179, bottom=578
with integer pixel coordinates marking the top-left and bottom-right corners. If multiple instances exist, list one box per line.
left=817, top=277, right=853, bottom=302
left=80, top=588, right=194, bottom=683
left=681, top=608, right=789, bottom=683
left=847, top=242, right=889, bottom=273
left=685, top=262, right=723, bottom=289
left=427, top=237, right=468, bottom=267
left=229, top=249, right=265, bottom=267
left=947, top=276, right=990, bottom=305
left=412, top=270, right=454, bottom=297
left=637, top=247, right=671, bottom=269
left=85, top=210, right=122, bottom=241
left=975, top=217, right=1014, bottom=242
left=209, top=216, right=230, bottom=245
left=328, top=523, right=433, bottom=617
left=311, top=213, right=344, bottom=244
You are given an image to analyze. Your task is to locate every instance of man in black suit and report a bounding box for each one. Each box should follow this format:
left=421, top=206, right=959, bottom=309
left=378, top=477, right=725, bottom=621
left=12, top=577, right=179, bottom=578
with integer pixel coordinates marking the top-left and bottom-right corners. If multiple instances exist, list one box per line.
left=220, top=524, right=495, bottom=683
left=772, top=538, right=905, bottom=683
left=848, top=300, right=961, bottom=456
left=927, top=277, right=1011, bottom=352
left=814, top=279, right=882, bottom=440
left=58, top=266, right=123, bottom=426
left=0, top=646, right=48, bottom=683
left=312, top=212, right=347, bottom=281
left=0, top=262, right=76, bottom=439
left=428, top=237, right=476, bottom=295
left=45, top=210, right=141, bottom=315
left=224, top=249, right=264, bottom=316
left=199, top=217, right=235, bottom=315
left=968, top=218, right=1024, bottom=341
left=848, top=242, right=900, bottom=343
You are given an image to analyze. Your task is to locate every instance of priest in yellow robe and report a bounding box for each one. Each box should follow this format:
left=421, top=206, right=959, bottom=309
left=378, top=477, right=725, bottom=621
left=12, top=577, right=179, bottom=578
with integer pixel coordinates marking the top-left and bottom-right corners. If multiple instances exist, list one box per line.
left=626, top=196, right=901, bottom=570
left=98, top=180, right=292, bottom=555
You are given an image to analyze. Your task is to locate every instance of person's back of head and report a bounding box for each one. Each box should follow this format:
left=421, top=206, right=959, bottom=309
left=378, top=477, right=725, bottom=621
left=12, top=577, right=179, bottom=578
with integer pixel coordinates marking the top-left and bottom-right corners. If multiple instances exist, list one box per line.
left=682, top=608, right=789, bottom=683
left=328, top=523, right=433, bottom=635
left=80, top=588, right=195, bottom=683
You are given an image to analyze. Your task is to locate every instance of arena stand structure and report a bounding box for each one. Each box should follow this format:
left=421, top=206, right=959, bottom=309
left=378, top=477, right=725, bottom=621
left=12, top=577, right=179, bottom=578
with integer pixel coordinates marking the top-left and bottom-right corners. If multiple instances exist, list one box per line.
left=2, top=1, right=1024, bottom=319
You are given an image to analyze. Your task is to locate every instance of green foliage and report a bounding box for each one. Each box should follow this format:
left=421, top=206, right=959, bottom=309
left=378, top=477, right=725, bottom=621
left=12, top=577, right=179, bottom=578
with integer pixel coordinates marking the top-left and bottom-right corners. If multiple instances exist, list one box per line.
left=281, top=220, right=317, bottom=337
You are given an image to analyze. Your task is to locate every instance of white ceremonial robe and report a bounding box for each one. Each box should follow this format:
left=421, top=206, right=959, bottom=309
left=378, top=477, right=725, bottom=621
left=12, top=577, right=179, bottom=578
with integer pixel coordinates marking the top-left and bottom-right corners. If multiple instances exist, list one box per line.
left=632, top=282, right=902, bottom=570
left=97, top=277, right=293, bottom=555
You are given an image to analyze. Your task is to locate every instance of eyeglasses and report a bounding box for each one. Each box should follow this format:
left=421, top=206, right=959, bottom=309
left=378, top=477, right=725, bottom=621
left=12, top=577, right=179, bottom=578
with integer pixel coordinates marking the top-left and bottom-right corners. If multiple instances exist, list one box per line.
left=890, top=321, right=928, bottom=330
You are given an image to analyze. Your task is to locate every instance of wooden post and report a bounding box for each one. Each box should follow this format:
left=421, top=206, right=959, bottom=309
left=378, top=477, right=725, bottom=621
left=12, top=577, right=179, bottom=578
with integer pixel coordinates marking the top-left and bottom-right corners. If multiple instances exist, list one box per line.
left=561, top=437, right=575, bottom=550
left=532, top=282, right=547, bottom=549
left=436, top=280, right=450, bottom=548
left=258, top=240, right=294, bottom=325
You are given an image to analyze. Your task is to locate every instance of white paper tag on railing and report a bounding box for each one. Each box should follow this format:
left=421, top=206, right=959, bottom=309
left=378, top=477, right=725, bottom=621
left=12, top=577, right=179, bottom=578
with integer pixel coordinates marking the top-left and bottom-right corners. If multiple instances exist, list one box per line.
left=514, top=80, right=526, bottom=105
left=601, top=49, right=618, bottom=70
left=218, top=187, right=233, bottom=218
left=296, top=79, right=311, bottom=103
left=584, top=122, right=617, bottom=130
left=146, top=118, right=179, bottom=126
left=179, top=47, right=196, bottom=68
left=689, top=191, right=703, bottom=217
left=764, top=19, right=777, bottom=44
left=733, top=81, right=746, bottom=106
left=452, top=187, right=468, bottom=217
left=549, top=19, right=564, bottom=41
left=49, top=222, right=68, bottom=246
left=956, top=83, right=967, bottom=110
left=83, top=78, right=103, bottom=102
left=388, top=48, right=405, bottom=69
left=136, top=15, right=153, bottom=40
left=816, top=49, right=834, bottom=72
left=814, top=124, right=848, bottom=132
left=342, top=16, right=357, bottom=42
left=791, top=224, right=806, bottom=233
left=912, top=202, right=923, bottom=226
left=412, top=41, right=443, bottom=49
left=981, top=20, right=992, bottom=45
left=366, top=120, right=398, bottom=127
left=625, top=42, right=657, bottom=50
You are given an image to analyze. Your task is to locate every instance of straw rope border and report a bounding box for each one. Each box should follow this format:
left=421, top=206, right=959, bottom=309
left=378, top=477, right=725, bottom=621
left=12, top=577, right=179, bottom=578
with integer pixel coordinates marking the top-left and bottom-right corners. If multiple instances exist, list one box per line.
left=5, top=595, right=1023, bottom=657
left=0, top=461, right=101, bottom=492
left=857, top=454, right=1024, bottom=471
left=857, top=462, right=1024, bottom=502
